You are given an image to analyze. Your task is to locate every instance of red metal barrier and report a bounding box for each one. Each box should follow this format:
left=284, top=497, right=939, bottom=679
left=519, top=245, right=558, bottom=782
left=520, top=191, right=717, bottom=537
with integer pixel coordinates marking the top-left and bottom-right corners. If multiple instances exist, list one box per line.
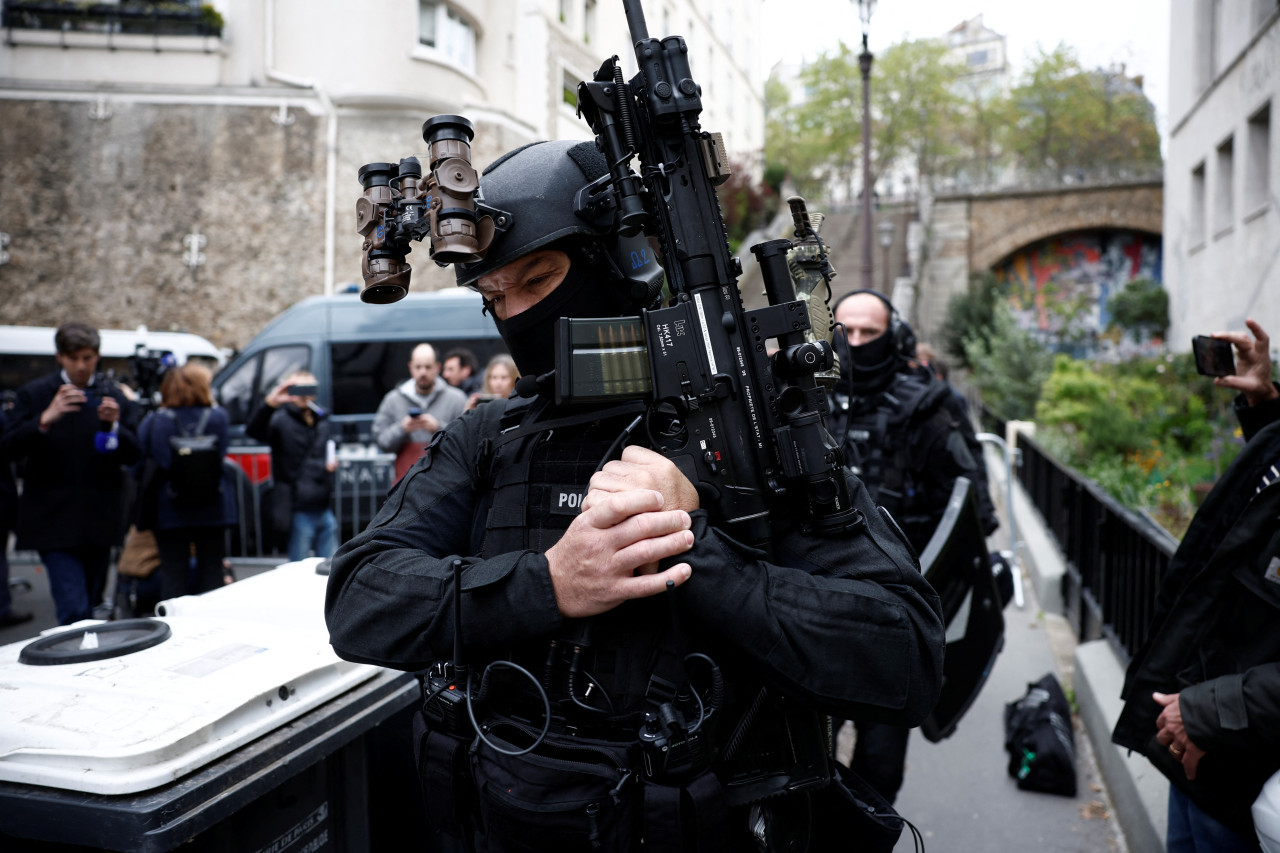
left=228, top=447, right=272, bottom=485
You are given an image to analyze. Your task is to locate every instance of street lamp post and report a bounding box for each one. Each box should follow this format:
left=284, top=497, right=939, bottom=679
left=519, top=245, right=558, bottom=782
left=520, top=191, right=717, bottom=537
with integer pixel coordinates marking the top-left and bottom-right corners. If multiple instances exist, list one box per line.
left=856, top=0, right=877, bottom=290
left=878, top=218, right=894, bottom=296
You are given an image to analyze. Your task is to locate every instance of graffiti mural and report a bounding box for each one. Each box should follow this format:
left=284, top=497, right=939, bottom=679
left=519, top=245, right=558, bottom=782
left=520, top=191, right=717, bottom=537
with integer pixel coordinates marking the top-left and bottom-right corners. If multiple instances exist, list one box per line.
left=993, top=229, right=1162, bottom=357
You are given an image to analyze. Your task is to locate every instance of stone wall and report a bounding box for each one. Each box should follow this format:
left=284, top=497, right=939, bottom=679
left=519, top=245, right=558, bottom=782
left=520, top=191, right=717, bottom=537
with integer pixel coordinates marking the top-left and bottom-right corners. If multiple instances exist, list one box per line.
left=0, top=99, right=327, bottom=350
left=0, top=97, right=546, bottom=350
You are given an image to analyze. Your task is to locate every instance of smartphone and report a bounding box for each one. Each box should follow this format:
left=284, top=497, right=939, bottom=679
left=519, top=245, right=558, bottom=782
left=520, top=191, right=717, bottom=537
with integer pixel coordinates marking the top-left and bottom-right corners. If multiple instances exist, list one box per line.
left=406, top=407, right=423, bottom=417
left=287, top=383, right=319, bottom=397
left=1192, top=335, right=1235, bottom=377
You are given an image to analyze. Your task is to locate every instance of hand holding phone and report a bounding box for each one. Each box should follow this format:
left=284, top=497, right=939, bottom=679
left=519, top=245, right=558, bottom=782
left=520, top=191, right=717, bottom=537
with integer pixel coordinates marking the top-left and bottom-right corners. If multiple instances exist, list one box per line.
left=1192, top=335, right=1236, bottom=377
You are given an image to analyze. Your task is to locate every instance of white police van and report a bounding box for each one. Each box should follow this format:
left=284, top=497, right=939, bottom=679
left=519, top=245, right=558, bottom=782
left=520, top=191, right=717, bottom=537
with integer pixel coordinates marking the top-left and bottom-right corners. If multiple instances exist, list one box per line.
left=0, top=325, right=226, bottom=394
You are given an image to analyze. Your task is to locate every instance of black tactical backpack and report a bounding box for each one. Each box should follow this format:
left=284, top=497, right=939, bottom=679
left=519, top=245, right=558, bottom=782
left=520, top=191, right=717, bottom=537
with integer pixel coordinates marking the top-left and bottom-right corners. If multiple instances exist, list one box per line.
left=163, top=409, right=223, bottom=507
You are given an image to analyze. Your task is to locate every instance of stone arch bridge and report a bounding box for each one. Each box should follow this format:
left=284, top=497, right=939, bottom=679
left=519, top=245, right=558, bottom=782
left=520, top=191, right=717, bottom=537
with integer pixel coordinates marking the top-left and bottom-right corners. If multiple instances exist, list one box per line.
left=912, top=179, right=1164, bottom=345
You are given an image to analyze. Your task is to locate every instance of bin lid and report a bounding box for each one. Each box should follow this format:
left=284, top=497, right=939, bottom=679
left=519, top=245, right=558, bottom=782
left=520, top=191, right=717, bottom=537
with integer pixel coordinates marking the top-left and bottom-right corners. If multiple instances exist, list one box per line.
left=0, top=560, right=379, bottom=795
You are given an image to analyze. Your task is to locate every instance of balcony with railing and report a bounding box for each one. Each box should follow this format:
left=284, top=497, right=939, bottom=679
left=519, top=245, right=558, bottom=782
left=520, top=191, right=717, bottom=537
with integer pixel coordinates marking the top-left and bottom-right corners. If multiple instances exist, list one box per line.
left=3, top=1, right=222, bottom=38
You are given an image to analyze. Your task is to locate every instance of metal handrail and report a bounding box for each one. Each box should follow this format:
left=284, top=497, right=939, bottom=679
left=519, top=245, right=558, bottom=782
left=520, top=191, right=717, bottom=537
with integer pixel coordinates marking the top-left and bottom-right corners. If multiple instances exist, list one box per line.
left=976, top=430, right=1024, bottom=608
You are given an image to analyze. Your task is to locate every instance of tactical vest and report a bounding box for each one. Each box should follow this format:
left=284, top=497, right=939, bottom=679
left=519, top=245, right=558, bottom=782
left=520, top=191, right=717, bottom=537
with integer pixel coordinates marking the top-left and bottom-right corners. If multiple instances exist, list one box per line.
left=831, top=373, right=952, bottom=539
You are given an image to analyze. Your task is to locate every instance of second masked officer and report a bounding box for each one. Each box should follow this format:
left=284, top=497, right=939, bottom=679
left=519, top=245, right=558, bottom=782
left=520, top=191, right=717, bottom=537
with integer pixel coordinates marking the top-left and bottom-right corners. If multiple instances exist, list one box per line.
left=325, top=139, right=945, bottom=852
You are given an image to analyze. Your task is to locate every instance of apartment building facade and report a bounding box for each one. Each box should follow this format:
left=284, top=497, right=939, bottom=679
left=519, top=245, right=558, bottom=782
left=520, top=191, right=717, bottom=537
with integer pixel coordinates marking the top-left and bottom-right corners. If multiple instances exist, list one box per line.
left=1165, top=0, right=1280, bottom=348
left=0, top=0, right=764, bottom=346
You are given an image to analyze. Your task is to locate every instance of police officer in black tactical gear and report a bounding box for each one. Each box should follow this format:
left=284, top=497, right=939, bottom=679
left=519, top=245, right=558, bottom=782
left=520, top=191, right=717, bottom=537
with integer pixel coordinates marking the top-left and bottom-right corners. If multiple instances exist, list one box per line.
left=827, top=289, right=998, bottom=808
left=325, top=139, right=945, bottom=853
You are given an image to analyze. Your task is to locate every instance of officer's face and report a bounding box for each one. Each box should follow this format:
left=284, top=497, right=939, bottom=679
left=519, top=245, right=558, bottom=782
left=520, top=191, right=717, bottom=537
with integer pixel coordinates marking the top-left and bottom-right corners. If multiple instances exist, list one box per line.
left=835, top=294, right=890, bottom=347
left=475, top=250, right=571, bottom=321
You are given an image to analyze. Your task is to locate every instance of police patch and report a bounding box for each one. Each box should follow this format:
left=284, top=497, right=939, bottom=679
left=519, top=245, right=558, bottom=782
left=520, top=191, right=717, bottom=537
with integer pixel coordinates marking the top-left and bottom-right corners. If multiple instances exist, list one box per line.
left=550, top=485, right=588, bottom=516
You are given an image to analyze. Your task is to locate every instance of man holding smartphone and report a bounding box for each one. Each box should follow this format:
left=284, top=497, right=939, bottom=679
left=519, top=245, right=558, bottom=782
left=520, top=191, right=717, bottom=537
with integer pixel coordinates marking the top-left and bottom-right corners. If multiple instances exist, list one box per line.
left=247, top=371, right=340, bottom=562
left=371, top=343, right=466, bottom=480
left=1114, top=318, right=1280, bottom=851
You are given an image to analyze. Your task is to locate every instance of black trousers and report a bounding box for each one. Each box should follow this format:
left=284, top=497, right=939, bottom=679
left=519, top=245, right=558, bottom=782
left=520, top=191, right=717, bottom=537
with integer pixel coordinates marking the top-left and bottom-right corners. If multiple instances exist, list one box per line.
left=155, top=526, right=227, bottom=603
left=851, top=721, right=910, bottom=806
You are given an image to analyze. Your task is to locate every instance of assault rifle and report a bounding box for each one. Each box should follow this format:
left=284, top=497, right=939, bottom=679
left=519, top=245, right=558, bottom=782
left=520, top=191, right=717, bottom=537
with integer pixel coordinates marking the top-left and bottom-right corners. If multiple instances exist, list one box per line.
left=559, top=0, right=858, bottom=542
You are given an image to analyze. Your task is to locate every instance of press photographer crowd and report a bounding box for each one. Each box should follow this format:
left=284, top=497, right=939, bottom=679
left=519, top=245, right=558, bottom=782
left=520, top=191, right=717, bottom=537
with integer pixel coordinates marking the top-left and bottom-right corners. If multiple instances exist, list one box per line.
left=2, top=0, right=1279, bottom=851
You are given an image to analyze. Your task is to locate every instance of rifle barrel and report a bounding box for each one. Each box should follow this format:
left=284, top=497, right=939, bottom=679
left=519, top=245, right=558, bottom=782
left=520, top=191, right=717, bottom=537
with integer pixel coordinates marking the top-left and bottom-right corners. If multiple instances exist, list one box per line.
left=623, top=0, right=649, bottom=44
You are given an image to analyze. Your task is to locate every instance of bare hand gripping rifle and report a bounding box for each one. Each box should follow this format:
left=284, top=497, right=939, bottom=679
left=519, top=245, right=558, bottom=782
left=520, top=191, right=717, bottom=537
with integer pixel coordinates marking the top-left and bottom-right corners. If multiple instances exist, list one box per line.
left=559, top=0, right=859, bottom=542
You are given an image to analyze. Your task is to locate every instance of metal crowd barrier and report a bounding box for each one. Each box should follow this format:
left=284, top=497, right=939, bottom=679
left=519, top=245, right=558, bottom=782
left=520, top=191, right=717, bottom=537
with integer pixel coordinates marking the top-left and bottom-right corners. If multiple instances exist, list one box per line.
left=224, top=446, right=396, bottom=562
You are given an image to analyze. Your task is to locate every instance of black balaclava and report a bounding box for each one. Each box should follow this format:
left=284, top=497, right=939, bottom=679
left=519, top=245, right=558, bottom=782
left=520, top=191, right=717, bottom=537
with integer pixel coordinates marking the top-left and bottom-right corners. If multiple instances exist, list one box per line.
left=489, top=240, right=631, bottom=379
left=842, top=331, right=900, bottom=395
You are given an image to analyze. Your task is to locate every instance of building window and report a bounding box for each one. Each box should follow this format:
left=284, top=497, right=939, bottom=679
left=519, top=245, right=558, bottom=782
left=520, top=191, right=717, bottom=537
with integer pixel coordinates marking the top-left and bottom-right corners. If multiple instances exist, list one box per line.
left=1191, top=161, right=1206, bottom=246
left=559, top=0, right=571, bottom=25
left=1246, top=102, right=1271, bottom=214
left=967, top=49, right=989, bottom=66
left=419, top=1, right=476, bottom=74
left=563, top=68, right=581, bottom=109
left=583, top=0, right=596, bottom=43
left=1215, top=136, right=1235, bottom=235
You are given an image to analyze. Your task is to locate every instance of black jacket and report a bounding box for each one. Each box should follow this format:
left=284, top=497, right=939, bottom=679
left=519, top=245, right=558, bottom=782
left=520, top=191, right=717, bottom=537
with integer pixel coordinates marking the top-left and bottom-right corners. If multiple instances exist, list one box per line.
left=1112, top=386, right=1280, bottom=836
left=325, top=398, right=945, bottom=723
left=0, top=371, right=140, bottom=550
left=245, top=401, right=333, bottom=511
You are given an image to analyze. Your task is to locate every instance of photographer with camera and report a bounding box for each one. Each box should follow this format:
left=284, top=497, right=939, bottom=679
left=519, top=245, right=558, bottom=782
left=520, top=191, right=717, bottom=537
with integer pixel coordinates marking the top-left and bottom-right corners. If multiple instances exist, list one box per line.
left=247, top=371, right=340, bottom=562
left=0, top=322, right=140, bottom=624
left=325, top=133, right=944, bottom=851
left=372, top=342, right=467, bottom=481
left=1113, top=318, right=1280, bottom=852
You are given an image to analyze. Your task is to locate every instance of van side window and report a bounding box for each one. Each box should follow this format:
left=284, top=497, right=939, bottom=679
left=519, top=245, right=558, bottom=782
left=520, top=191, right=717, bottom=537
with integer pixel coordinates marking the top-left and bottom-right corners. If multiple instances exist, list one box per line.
left=216, top=345, right=309, bottom=425
left=261, top=346, right=311, bottom=401
left=217, top=354, right=260, bottom=425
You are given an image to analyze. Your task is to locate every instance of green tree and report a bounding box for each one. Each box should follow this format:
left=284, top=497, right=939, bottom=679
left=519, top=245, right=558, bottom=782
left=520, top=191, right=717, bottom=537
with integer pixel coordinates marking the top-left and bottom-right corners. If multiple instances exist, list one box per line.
left=1107, top=277, right=1169, bottom=341
left=869, top=38, right=966, bottom=191
left=765, top=39, right=965, bottom=201
left=962, top=301, right=1053, bottom=420
left=1003, top=44, right=1161, bottom=177
left=942, top=271, right=1001, bottom=366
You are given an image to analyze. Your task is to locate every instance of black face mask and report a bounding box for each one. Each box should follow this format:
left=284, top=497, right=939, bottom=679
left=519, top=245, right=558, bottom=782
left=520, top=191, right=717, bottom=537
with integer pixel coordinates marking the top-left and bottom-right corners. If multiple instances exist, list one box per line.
left=841, top=331, right=899, bottom=395
left=491, top=254, right=627, bottom=380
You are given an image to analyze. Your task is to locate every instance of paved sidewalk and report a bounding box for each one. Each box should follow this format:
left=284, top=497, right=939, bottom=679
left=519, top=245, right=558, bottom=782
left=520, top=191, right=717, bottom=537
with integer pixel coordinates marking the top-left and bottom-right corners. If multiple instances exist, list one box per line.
left=846, top=444, right=1129, bottom=852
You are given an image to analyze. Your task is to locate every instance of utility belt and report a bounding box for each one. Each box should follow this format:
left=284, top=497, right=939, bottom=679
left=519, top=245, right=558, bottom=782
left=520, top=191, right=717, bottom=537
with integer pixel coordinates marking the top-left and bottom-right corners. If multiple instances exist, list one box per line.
left=412, top=669, right=902, bottom=853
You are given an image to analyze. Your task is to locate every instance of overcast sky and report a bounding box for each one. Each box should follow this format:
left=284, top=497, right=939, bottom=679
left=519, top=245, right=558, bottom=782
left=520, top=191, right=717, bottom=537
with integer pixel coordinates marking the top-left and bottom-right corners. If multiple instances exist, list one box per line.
left=760, top=0, right=1171, bottom=138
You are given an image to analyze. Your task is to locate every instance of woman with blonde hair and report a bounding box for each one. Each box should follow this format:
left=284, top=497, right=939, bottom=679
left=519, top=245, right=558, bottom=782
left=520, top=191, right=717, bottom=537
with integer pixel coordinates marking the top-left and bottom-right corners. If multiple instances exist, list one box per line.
left=466, top=353, right=519, bottom=409
left=137, top=363, right=235, bottom=604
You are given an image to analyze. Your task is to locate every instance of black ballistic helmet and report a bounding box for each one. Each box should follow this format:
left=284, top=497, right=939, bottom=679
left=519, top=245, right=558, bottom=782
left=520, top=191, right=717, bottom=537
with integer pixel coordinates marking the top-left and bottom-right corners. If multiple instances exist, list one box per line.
left=454, top=140, right=663, bottom=303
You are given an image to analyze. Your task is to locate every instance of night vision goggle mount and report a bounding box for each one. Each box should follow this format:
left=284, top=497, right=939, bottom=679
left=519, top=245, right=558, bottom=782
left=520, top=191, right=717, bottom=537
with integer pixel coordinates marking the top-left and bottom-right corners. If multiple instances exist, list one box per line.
left=355, top=114, right=503, bottom=304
